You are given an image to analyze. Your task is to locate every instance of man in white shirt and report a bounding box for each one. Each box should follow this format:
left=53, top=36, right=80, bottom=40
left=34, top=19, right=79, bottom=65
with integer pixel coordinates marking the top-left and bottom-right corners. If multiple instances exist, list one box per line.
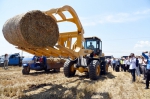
left=129, top=53, right=136, bottom=82
left=4, top=54, right=9, bottom=69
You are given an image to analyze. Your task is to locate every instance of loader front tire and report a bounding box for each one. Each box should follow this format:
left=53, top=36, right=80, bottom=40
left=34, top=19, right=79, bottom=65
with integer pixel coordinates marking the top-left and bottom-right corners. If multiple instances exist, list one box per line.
left=64, top=60, right=76, bottom=77
left=89, top=60, right=100, bottom=80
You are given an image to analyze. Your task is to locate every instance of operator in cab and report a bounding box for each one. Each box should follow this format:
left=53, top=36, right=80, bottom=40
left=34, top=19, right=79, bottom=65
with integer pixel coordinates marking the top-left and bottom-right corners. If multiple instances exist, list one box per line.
left=88, top=42, right=94, bottom=50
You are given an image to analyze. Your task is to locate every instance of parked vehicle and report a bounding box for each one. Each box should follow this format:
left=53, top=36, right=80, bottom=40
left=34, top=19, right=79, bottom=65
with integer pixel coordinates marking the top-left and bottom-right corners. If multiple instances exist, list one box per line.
left=0, top=53, right=23, bottom=66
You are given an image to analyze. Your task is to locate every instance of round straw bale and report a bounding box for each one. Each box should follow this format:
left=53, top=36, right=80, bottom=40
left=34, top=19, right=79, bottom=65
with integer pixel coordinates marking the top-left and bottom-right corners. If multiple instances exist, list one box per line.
left=2, top=10, right=59, bottom=48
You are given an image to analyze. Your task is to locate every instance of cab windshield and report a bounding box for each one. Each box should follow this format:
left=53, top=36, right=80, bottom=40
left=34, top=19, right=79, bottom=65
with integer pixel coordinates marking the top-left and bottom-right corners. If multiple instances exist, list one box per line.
left=85, top=41, right=96, bottom=50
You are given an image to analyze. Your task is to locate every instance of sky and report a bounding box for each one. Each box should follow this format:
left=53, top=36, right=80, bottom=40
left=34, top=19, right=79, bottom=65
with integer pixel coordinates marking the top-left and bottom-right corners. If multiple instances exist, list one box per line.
left=0, top=0, right=150, bottom=58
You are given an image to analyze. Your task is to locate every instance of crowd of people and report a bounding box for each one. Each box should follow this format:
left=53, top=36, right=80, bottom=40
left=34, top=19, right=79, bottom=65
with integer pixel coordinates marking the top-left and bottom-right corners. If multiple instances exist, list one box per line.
left=106, top=51, right=150, bottom=89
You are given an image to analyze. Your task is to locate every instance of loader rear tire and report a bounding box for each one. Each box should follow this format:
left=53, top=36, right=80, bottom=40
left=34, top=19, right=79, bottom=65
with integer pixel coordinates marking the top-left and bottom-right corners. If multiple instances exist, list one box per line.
left=89, top=60, right=100, bottom=80
left=64, top=60, right=76, bottom=77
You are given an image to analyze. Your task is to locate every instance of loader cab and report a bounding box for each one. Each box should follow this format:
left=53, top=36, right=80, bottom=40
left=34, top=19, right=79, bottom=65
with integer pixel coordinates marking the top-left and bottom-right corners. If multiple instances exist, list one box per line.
left=84, top=36, right=102, bottom=56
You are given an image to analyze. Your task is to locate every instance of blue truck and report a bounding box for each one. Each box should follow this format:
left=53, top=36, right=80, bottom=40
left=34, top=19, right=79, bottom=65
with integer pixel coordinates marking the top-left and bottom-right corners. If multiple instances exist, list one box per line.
left=0, top=53, right=23, bottom=66
left=22, top=56, right=64, bottom=75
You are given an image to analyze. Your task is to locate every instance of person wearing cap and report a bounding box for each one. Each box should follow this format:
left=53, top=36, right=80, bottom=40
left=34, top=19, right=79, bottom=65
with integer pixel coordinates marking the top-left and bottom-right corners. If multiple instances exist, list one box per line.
left=129, top=53, right=136, bottom=83
left=4, top=54, right=9, bottom=69
left=142, top=51, right=150, bottom=89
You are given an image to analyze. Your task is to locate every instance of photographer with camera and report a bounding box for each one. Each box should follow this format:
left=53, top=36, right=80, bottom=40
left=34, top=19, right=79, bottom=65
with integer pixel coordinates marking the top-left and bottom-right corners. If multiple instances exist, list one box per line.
left=142, top=51, right=150, bottom=89
left=129, top=53, right=136, bottom=83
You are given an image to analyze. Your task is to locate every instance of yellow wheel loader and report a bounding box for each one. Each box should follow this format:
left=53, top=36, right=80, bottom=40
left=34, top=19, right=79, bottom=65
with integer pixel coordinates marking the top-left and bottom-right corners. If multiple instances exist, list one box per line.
left=64, top=36, right=108, bottom=80
left=3, top=5, right=108, bottom=80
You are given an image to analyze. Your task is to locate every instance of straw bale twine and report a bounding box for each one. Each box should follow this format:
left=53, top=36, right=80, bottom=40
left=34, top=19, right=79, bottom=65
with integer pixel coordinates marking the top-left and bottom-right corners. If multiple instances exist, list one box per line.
left=2, top=10, right=59, bottom=48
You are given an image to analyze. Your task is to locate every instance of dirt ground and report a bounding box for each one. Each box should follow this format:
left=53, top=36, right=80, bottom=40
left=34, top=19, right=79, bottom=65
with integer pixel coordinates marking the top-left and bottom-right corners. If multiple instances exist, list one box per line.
left=0, top=66, right=150, bottom=99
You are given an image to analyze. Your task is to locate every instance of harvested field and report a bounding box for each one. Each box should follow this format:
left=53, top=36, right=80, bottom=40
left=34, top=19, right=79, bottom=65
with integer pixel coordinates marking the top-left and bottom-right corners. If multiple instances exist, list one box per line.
left=0, top=66, right=149, bottom=99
